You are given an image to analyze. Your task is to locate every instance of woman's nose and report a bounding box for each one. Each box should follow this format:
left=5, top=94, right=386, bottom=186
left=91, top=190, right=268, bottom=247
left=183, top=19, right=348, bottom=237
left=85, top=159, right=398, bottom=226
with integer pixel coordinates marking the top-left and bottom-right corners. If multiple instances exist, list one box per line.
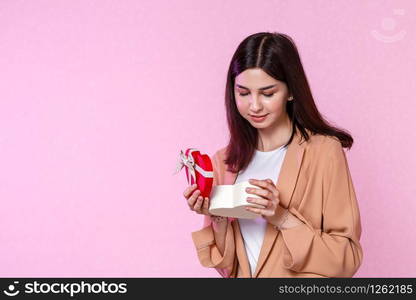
left=249, top=95, right=262, bottom=110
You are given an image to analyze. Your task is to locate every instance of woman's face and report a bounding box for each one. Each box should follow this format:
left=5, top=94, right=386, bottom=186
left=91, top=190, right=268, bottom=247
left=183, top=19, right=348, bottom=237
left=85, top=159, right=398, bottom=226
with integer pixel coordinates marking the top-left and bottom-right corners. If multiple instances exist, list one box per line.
left=234, top=68, right=292, bottom=129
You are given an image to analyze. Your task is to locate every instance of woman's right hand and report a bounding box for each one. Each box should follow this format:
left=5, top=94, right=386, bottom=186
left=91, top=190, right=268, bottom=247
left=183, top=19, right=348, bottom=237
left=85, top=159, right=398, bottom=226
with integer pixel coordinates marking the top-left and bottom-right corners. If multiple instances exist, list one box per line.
left=184, top=184, right=211, bottom=216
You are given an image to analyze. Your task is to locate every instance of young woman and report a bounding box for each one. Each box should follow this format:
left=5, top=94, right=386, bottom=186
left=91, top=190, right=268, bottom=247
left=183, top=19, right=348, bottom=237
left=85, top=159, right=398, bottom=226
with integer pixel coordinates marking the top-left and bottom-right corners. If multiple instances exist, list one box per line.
left=183, top=32, right=363, bottom=278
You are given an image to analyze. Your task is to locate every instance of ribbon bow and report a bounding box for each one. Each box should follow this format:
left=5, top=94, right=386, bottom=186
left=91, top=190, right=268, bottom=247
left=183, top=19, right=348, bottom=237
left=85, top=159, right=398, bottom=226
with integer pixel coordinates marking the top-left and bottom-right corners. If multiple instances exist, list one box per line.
left=173, top=149, right=213, bottom=184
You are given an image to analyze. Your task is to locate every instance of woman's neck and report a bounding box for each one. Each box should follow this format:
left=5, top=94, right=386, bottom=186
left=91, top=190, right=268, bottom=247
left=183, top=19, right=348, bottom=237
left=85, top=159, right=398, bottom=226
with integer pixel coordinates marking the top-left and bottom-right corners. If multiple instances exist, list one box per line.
left=256, top=115, right=293, bottom=152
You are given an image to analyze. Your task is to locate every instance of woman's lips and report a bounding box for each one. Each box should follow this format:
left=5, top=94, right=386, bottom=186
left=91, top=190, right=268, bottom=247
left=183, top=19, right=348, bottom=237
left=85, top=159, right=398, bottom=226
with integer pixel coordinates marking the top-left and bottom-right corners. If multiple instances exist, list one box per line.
left=249, top=114, right=269, bottom=122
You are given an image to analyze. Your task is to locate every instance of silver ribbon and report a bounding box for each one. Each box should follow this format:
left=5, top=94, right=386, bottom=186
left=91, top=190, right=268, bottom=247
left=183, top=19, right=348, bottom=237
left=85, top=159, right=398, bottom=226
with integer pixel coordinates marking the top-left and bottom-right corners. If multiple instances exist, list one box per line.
left=173, top=149, right=213, bottom=184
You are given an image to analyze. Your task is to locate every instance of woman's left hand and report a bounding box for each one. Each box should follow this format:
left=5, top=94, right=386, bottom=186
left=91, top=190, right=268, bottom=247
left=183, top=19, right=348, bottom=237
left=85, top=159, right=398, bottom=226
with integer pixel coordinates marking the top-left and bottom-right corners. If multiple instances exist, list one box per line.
left=245, top=178, right=284, bottom=224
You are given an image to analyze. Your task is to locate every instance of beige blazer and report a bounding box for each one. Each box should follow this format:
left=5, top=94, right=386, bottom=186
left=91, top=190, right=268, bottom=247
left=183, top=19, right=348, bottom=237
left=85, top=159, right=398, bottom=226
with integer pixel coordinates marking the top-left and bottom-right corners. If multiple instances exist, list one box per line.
left=191, top=128, right=363, bottom=278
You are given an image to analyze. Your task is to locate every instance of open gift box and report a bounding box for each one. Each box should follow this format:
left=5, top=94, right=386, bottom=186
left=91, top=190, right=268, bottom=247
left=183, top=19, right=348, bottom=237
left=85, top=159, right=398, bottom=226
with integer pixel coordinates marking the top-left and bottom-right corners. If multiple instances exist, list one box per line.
left=174, top=148, right=264, bottom=219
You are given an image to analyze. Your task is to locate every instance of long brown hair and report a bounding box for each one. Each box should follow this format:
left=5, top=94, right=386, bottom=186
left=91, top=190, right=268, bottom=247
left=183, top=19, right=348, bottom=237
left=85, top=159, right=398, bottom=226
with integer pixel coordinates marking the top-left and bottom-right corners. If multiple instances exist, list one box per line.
left=224, top=32, right=353, bottom=173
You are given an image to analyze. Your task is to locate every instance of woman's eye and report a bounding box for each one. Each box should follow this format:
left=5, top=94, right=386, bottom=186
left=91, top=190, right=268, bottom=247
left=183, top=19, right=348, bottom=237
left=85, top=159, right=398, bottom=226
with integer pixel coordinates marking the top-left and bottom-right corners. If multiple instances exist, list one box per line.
left=237, top=92, right=275, bottom=97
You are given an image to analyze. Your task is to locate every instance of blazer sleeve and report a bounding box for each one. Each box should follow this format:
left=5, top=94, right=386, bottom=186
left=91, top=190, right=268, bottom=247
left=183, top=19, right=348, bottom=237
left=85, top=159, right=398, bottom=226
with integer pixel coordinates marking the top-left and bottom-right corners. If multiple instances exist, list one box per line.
left=278, top=140, right=364, bottom=277
left=190, top=150, right=237, bottom=278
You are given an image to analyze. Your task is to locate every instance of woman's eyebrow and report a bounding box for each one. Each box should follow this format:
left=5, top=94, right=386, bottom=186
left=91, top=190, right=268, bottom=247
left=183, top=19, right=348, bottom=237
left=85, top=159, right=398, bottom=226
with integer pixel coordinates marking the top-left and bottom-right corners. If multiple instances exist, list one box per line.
left=235, top=84, right=277, bottom=91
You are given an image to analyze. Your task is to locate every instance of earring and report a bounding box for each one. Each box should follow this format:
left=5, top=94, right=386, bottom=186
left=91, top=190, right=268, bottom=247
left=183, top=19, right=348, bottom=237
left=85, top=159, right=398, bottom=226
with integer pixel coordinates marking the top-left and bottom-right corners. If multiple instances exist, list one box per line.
left=288, top=96, right=294, bottom=101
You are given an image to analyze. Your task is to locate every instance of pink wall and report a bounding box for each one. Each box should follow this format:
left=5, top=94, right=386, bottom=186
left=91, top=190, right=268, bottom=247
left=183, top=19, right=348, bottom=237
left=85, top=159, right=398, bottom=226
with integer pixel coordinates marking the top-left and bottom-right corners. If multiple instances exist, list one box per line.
left=0, top=0, right=415, bottom=277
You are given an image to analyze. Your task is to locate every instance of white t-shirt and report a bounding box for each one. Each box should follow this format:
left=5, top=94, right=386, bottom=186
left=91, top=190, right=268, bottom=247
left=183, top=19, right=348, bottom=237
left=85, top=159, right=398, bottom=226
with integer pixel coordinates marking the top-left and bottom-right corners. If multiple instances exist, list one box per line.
left=235, top=144, right=288, bottom=276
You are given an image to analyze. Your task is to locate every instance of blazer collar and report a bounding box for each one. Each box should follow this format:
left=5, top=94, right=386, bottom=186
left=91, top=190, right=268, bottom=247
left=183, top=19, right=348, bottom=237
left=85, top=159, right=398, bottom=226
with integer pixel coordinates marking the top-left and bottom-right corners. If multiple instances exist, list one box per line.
left=222, top=127, right=308, bottom=277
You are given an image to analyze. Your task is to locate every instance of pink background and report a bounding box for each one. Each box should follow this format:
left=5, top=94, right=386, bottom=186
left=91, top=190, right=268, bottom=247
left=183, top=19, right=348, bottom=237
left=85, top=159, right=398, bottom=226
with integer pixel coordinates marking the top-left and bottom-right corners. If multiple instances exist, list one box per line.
left=0, top=0, right=415, bottom=277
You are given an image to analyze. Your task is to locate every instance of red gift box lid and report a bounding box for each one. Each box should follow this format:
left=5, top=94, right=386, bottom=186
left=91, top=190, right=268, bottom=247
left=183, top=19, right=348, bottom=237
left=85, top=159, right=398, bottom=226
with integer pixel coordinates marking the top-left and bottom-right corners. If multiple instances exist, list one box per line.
left=174, top=148, right=214, bottom=198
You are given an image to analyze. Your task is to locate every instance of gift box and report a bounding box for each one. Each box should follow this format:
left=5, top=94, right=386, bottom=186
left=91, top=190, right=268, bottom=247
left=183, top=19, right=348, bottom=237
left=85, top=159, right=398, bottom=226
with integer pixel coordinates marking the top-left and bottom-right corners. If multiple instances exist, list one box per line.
left=173, top=148, right=214, bottom=198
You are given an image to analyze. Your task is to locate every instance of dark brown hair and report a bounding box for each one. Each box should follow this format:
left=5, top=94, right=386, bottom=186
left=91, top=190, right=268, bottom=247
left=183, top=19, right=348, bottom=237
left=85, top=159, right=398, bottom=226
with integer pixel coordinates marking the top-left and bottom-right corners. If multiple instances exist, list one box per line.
left=224, top=32, right=353, bottom=173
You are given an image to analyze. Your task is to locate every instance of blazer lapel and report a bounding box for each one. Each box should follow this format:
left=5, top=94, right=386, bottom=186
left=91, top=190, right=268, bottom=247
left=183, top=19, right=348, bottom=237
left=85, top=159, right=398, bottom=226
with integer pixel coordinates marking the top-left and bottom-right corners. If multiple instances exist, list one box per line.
left=221, top=127, right=307, bottom=278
